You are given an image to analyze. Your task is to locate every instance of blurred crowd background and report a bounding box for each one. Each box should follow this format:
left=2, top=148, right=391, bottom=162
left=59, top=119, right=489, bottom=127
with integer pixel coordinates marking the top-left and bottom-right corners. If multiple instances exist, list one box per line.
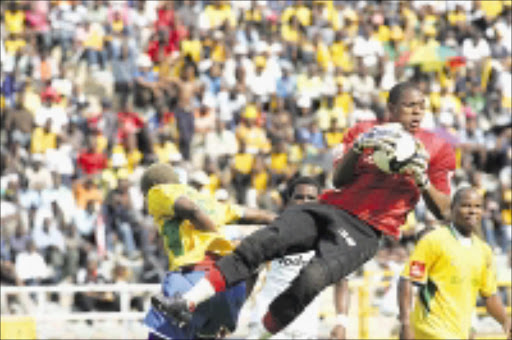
left=0, top=0, right=511, bottom=331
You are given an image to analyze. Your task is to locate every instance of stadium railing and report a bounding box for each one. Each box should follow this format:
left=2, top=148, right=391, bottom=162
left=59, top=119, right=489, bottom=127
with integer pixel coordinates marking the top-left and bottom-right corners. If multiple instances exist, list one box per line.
left=0, top=283, right=160, bottom=319
left=0, top=272, right=510, bottom=339
left=0, top=283, right=160, bottom=339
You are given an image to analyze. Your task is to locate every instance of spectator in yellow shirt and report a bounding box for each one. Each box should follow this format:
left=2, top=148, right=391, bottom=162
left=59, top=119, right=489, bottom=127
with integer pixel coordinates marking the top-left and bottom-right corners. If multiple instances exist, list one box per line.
left=251, top=155, right=269, bottom=195
left=154, top=133, right=180, bottom=164
left=82, top=22, right=107, bottom=69
left=281, top=15, right=302, bottom=45
left=236, top=107, right=270, bottom=154
left=231, top=140, right=255, bottom=204
left=31, top=119, right=56, bottom=155
left=111, top=133, right=143, bottom=173
left=334, top=82, right=354, bottom=118
left=203, top=1, right=236, bottom=30
left=314, top=33, right=331, bottom=72
left=5, top=2, right=25, bottom=34
left=324, top=118, right=345, bottom=149
left=4, top=33, right=27, bottom=56
left=281, top=0, right=311, bottom=27
left=181, top=28, right=202, bottom=63
left=331, top=32, right=354, bottom=72
left=448, top=4, right=467, bottom=27
left=269, top=140, right=289, bottom=187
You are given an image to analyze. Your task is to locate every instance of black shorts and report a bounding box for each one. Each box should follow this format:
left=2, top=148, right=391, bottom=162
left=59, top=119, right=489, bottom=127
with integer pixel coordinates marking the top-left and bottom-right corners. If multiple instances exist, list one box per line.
left=284, top=203, right=381, bottom=282
left=218, top=202, right=382, bottom=287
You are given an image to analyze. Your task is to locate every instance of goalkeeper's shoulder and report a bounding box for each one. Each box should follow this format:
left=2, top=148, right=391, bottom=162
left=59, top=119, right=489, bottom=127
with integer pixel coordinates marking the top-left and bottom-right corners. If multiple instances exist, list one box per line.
left=416, top=129, right=456, bottom=165
left=344, top=120, right=379, bottom=145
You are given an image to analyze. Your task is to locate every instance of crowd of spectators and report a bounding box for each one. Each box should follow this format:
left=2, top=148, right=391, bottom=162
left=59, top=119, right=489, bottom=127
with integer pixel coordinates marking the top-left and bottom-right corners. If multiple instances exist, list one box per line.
left=1, top=0, right=511, bottom=319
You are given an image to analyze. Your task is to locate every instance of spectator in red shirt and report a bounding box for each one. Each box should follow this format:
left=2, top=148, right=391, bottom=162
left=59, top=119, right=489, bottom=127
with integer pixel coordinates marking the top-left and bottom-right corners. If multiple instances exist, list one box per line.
left=77, top=136, right=108, bottom=176
left=168, top=17, right=188, bottom=52
left=147, top=31, right=172, bottom=63
left=154, top=2, right=175, bottom=34
left=117, top=103, right=145, bottom=144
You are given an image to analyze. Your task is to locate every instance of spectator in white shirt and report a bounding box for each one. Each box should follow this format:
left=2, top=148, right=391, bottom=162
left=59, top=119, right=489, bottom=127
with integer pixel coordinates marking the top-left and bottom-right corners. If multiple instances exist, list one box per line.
left=73, top=200, right=99, bottom=242
left=32, top=216, right=66, bottom=253
left=44, top=137, right=75, bottom=185
left=40, top=172, right=75, bottom=223
left=462, top=30, right=491, bottom=63
left=34, top=95, right=68, bottom=134
left=223, top=44, right=255, bottom=88
left=248, top=56, right=276, bottom=105
left=352, top=24, right=384, bottom=71
left=217, top=85, right=247, bottom=128
left=205, top=119, right=239, bottom=167
left=25, top=155, right=53, bottom=191
left=15, top=240, right=51, bottom=285
left=349, top=64, right=376, bottom=106
left=498, top=59, right=511, bottom=104
left=494, top=15, right=512, bottom=54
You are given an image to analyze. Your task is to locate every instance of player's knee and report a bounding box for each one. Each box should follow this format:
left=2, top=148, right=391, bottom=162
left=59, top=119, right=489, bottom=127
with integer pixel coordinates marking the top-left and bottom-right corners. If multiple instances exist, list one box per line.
left=235, top=229, right=280, bottom=262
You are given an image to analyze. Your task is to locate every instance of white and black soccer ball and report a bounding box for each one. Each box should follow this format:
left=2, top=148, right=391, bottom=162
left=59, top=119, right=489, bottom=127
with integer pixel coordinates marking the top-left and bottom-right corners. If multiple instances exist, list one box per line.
left=372, top=123, right=417, bottom=174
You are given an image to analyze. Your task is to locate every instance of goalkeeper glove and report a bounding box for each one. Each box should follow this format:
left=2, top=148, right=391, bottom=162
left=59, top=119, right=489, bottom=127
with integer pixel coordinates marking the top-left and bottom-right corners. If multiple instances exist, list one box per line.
left=400, top=141, right=430, bottom=190
left=352, top=127, right=400, bottom=154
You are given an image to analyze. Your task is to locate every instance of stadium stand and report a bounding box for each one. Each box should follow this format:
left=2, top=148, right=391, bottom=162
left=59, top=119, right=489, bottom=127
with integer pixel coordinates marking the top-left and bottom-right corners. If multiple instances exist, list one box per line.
left=0, top=0, right=510, bottom=338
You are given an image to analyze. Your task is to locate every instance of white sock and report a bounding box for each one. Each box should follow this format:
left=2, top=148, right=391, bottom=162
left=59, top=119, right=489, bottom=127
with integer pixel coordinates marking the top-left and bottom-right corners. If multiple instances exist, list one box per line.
left=258, top=330, right=272, bottom=340
left=183, top=278, right=216, bottom=308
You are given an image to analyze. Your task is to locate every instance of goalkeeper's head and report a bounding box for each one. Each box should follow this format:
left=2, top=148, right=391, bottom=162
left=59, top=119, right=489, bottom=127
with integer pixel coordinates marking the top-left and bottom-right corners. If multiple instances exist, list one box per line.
left=388, top=81, right=425, bottom=134
left=140, top=163, right=179, bottom=196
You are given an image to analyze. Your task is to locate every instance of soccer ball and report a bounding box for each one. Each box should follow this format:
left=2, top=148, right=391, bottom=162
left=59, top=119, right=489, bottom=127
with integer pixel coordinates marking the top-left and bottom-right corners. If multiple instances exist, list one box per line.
left=372, top=123, right=417, bottom=174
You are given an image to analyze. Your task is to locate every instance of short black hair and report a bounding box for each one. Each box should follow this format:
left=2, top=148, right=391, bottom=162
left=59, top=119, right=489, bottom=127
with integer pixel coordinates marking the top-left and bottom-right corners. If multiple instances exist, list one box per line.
left=286, top=176, right=321, bottom=199
left=140, top=163, right=179, bottom=195
left=388, top=81, right=420, bottom=105
left=451, top=186, right=478, bottom=210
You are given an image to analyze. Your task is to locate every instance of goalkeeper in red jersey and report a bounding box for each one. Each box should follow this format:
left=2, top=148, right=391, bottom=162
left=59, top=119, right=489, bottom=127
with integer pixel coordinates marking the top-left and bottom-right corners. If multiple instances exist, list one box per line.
left=154, top=81, right=457, bottom=338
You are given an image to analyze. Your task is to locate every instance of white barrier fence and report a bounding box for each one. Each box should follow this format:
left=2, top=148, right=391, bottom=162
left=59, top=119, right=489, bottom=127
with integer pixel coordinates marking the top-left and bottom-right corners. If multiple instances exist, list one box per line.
left=1, top=284, right=160, bottom=321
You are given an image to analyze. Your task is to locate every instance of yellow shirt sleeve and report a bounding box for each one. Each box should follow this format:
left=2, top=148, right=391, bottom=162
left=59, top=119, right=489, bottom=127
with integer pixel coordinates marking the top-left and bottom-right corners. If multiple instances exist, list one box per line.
left=147, top=186, right=177, bottom=220
left=401, top=234, right=437, bottom=285
left=223, top=204, right=245, bottom=224
left=479, top=245, right=497, bottom=297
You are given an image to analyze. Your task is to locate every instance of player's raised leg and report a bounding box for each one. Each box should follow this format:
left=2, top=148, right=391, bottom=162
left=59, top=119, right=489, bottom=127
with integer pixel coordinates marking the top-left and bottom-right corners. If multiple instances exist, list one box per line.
left=180, top=204, right=320, bottom=309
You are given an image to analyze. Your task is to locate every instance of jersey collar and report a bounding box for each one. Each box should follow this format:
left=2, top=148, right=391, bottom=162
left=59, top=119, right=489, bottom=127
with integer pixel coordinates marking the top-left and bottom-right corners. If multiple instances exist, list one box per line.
left=449, top=224, right=473, bottom=246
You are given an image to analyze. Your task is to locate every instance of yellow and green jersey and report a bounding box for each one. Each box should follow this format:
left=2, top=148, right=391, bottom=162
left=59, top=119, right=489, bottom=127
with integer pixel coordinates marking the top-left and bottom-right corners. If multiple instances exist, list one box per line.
left=401, top=226, right=497, bottom=340
left=147, top=184, right=244, bottom=271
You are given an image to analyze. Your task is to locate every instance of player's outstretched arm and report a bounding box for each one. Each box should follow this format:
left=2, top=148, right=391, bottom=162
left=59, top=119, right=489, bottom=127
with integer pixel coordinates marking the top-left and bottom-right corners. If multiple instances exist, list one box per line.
left=238, top=207, right=277, bottom=225
left=421, top=185, right=451, bottom=222
left=174, top=196, right=217, bottom=232
left=397, top=277, right=414, bottom=340
left=484, top=294, right=511, bottom=339
left=330, top=279, right=350, bottom=339
left=333, top=149, right=360, bottom=188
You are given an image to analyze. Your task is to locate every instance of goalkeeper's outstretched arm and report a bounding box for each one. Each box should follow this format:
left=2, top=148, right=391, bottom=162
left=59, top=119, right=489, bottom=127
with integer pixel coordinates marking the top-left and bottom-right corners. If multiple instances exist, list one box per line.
left=333, top=149, right=360, bottom=188
left=421, top=185, right=451, bottom=222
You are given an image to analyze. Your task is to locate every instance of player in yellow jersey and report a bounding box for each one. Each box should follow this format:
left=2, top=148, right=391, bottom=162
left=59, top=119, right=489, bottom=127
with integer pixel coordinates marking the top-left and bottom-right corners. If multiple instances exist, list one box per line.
left=140, top=163, right=276, bottom=340
left=398, top=187, right=511, bottom=339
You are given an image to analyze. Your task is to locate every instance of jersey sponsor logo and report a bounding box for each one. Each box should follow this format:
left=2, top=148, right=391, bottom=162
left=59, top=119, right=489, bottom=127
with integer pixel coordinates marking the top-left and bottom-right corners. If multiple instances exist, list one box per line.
left=337, top=228, right=356, bottom=247
left=277, top=255, right=309, bottom=267
left=410, top=261, right=425, bottom=280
